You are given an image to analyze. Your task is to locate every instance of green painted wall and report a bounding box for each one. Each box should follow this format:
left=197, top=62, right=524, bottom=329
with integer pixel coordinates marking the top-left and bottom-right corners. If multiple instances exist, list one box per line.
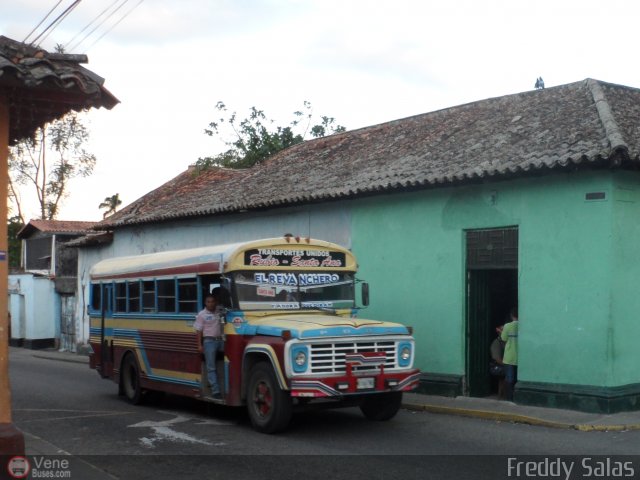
left=610, top=172, right=640, bottom=386
left=351, top=171, right=621, bottom=388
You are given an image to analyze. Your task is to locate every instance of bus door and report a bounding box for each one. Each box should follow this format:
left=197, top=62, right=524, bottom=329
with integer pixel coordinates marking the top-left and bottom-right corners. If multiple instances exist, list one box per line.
left=197, top=275, right=229, bottom=396
left=99, top=283, right=114, bottom=378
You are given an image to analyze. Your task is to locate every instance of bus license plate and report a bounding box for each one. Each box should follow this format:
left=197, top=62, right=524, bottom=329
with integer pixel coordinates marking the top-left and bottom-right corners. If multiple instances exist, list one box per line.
left=357, top=377, right=374, bottom=389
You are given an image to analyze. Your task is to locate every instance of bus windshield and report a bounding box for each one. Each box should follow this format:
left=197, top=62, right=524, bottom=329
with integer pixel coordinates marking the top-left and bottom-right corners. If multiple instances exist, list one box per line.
left=232, top=271, right=356, bottom=311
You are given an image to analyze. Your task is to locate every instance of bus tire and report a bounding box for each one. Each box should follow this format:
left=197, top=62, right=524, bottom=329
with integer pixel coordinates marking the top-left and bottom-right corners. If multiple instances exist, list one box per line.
left=246, top=362, right=292, bottom=434
left=360, top=392, right=403, bottom=421
left=121, top=353, right=144, bottom=405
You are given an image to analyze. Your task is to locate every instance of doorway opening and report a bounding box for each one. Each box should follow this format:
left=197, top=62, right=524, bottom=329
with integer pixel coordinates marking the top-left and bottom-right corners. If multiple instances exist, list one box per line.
left=465, top=227, right=518, bottom=398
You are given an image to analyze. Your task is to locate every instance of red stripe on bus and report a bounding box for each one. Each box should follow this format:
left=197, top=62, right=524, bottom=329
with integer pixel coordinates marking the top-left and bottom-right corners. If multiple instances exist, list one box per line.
left=92, top=262, right=221, bottom=280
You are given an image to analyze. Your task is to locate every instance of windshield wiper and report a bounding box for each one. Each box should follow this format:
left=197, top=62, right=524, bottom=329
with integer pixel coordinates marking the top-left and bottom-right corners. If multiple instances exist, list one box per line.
left=299, top=304, right=339, bottom=315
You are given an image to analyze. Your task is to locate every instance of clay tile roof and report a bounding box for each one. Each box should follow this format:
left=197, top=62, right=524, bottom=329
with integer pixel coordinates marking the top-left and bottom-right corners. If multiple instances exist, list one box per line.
left=18, top=219, right=98, bottom=239
left=99, top=166, right=247, bottom=228
left=99, top=78, right=640, bottom=229
left=0, top=36, right=118, bottom=144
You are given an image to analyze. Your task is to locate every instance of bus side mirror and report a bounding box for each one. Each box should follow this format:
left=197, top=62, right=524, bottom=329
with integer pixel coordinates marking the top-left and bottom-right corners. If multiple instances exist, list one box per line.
left=361, top=283, right=370, bottom=307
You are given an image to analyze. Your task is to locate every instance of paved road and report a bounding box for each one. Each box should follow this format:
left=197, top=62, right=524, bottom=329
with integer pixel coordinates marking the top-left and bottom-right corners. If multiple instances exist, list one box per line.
left=8, top=348, right=640, bottom=479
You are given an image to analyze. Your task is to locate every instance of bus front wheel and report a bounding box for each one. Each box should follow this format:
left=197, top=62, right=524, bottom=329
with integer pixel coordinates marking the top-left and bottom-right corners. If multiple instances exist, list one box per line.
left=360, top=392, right=403, bottom=421
left=246, top=362, right=292, bottom=434
left=121, top=354, right=144, bottom=405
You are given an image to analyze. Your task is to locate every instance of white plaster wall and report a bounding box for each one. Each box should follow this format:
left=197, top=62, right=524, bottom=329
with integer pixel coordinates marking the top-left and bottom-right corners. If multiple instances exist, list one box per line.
left=75, top=203, right=353, bottom=346
left=8, top=278, right=25, bottom=338
left=9, top=274, right=57, bottom=340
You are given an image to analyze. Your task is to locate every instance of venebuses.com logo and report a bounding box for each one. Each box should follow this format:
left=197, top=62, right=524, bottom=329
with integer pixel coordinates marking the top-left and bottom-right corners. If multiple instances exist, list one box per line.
left=6, top=456, right=71, bottom=479
left=6, top=456, right=29, bottom=479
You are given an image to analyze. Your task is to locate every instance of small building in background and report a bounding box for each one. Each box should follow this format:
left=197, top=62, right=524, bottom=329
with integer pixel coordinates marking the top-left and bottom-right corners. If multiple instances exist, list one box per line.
left=10, top=219, right=98, bottom=351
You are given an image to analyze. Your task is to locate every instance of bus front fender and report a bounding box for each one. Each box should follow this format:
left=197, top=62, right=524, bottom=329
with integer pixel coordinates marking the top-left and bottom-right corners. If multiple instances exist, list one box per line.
left=242, top=344, right=289, bottom=393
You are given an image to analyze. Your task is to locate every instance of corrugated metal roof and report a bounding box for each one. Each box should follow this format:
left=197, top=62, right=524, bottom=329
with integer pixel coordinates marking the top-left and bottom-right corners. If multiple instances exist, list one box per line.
left=0, top=36, right=118, bottom=144
left=63, top=231, right=113, bottom=248
left=100, top=78, right=640, bottom=230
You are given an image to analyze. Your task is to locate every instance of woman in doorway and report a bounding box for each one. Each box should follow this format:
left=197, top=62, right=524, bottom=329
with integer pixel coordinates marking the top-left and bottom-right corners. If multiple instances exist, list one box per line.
left=501, top=308, right=518, bottom=401
left=489, top=324, right=506, bottom=398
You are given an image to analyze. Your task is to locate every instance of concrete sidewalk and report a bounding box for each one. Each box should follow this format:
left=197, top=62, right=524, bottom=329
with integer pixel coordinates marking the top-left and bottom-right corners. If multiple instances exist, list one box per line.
left=402, top=392, right=640, bottom=432
left=26, top=348, right=640, bottom=432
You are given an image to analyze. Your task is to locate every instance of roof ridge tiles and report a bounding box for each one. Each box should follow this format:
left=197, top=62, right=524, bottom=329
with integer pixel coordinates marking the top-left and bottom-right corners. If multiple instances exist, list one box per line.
left=586, top=78, right=629, bottom=158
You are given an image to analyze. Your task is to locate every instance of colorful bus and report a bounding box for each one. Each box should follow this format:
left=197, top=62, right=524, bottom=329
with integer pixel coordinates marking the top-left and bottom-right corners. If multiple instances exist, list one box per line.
left=88, top=236, right=420, bottom=433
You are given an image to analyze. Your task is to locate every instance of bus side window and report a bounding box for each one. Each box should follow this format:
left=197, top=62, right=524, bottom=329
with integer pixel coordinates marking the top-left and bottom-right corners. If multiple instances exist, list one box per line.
left=128, top=280, right=141, bottom=313
left=157, top=279, right=176, bottom=313
left=90, top=283, right=101, bottom=312
left=143, top=280, right=155, bottom=313
left=115, top=282, right=127, bottom=312
left=178, top=278, right=198, bottom=313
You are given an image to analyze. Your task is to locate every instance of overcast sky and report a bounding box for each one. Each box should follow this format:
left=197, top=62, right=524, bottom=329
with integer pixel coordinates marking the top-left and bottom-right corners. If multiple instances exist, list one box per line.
left=1, top=0, right=638, bottom=221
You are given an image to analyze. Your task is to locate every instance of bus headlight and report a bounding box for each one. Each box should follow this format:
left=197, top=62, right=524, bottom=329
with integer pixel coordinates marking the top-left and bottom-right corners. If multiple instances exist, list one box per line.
left=295, top=351, right=307, bottom=366
left=401, top=347, right=411, bottom=361
left=398, top=342, right=413, bottom=367
left=291, top=345, right=309, bottom=373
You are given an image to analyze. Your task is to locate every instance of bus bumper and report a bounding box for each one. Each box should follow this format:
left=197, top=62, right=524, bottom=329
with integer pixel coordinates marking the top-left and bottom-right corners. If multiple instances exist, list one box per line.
left=289, top=368, right=421, bottom=398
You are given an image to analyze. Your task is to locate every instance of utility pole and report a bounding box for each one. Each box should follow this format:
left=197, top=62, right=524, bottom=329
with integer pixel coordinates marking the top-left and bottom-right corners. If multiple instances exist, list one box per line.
left=0, top=97, right=24, bottom=455
left=0, top=35, right=118, bottom=458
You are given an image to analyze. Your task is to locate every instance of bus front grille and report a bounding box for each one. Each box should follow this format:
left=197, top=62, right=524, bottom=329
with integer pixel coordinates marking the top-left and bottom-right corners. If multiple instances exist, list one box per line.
left=309, top=341, right=397, bottom=374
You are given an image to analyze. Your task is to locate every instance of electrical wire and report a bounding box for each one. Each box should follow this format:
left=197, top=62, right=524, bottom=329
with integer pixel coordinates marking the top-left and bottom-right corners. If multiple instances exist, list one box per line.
left=67, top=0, right=130, bottom=52
left=84, top=0, right=144, bottom=52
left=64, top=0, right=122, bottom=51
left=23, top=0, right=64, bottom=44
left=30, top=0, right=82, bottom=47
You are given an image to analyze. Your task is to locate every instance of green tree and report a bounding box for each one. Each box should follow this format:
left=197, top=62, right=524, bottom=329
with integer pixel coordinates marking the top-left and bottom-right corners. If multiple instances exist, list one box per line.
left=197, top=101, right=345, bottom=169
left=8, top=110, right=96, bottom=221
left=7, top=216, right=23, bottom=272
left=99, top=193, right=122, bottom=218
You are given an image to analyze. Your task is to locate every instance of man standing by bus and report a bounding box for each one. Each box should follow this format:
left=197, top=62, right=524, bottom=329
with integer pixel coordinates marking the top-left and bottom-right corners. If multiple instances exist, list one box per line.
left=195, top=294, right=223, bottom=400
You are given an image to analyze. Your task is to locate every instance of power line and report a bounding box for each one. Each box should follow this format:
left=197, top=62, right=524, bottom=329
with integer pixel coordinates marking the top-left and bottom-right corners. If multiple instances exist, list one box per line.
left=30, top=0, right=83, bottom=47
left=64, top=0, right=122, bottom=50
left=23, top=0, right=64, bottom=44
left=67, top=0, right=130, bottom=52
left=84, top=0, right=144, bottom=52
left=23, top=0, right=143, bottom=54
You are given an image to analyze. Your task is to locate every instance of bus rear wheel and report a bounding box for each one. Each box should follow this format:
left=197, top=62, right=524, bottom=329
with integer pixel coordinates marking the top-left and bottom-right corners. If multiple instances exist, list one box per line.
left=360, top=392, right=403, bottom=421
left=121, top=353, right=144, bottom=405
left=247, top=362, right=292, bottom=434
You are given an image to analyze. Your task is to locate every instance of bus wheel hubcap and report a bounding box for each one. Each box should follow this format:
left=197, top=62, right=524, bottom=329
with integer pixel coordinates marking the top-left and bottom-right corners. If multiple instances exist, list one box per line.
left=254, top=382, right=272, bottom=417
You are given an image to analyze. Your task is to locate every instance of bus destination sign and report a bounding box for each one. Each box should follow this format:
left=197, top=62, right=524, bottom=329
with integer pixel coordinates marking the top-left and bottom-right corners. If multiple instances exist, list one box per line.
left=244, top=248, right=346, bottom=268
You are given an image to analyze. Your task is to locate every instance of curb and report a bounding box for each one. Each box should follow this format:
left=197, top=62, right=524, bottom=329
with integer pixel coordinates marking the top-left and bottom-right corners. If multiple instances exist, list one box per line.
left=574, top=423, right=640, bottom=432
left=32, top=353, right=89, bottom=365
left=402, top=402, right=640, bottom=432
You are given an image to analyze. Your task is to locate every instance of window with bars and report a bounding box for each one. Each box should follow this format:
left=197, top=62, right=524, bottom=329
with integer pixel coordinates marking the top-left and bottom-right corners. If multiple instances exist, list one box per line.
left=25, top=237, right=52, bottom=271
left=466, top=227, right=518, bottom=270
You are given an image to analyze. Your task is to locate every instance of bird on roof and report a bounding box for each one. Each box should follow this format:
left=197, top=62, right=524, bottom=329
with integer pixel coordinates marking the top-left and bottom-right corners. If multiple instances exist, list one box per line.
left=535, top=77, right=545, bottom=90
